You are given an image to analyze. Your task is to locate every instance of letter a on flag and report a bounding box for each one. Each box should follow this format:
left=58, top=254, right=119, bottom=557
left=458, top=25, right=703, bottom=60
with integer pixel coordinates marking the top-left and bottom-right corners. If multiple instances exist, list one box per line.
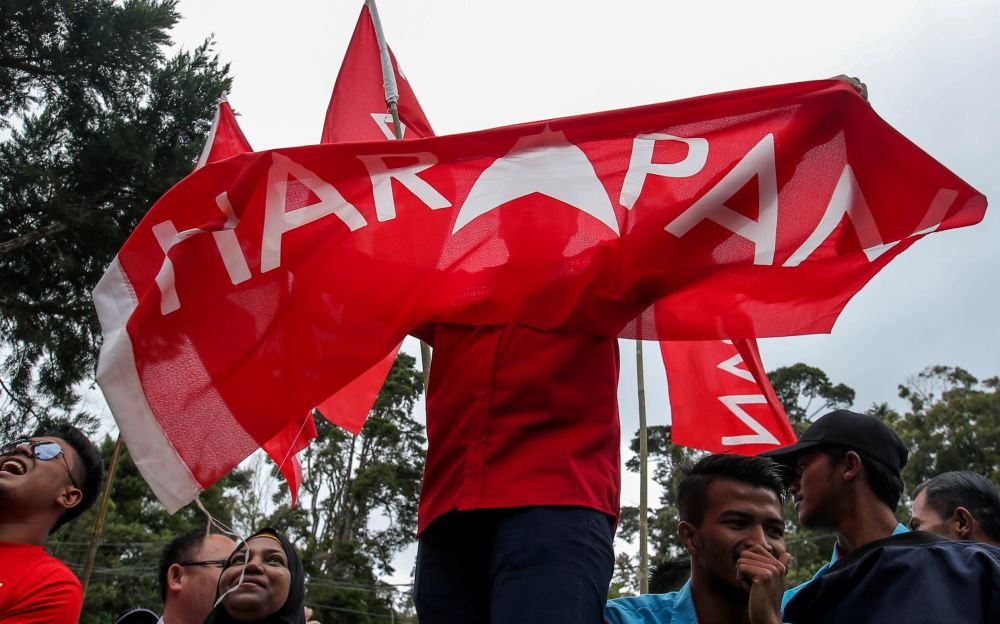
left=313, top=0, right=436, bottom=435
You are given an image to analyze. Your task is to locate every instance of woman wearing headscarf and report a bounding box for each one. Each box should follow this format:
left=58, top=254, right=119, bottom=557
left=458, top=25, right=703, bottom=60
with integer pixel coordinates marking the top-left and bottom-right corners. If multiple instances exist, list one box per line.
left=203, top=528, right=306, bottom=624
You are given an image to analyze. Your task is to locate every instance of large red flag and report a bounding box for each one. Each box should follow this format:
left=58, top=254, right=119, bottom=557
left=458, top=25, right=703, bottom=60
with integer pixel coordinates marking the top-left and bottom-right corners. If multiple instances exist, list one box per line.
left=94, top=80, right=987, bottom=511
left=313, top=0, right=436, bottom=435
left=662, top=339, right=796, bottom=455
left=192, top=95, right=317, bottom=504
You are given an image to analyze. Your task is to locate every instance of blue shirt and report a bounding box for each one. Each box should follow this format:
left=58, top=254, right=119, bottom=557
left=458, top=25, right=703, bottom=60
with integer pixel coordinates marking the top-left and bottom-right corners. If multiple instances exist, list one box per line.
left=605, top=581, right=698, bottom=624
left=781, top=523, right=909, bottom=611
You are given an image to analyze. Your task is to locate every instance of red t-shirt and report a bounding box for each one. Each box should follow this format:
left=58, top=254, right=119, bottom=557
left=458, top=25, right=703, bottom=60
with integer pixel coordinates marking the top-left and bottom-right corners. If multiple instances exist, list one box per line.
left=418, top=323, right=621, bottom=534
left=0, top=541, right=83, bottom=623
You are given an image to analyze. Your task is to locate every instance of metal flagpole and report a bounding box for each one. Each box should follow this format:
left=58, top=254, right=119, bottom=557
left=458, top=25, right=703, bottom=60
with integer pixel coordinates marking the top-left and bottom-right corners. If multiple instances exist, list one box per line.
left=367, top=0, right=432, bottom=390
left=81, top=434, right=124, bottom=597
left=636, top=340, right=649, bottom=594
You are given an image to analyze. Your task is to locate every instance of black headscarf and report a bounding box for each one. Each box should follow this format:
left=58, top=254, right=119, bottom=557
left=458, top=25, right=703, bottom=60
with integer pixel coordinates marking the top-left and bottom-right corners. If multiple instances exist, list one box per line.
left=203, top=528, right=306, bottom=624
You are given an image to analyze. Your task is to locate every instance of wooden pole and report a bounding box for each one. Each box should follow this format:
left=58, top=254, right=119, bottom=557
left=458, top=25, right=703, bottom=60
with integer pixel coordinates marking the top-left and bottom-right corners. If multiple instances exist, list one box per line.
left=636, top=340, right=649, bottom=594
left=81, top=434, right=124, bottom=597
left=387, top=100, right=432, bottom=390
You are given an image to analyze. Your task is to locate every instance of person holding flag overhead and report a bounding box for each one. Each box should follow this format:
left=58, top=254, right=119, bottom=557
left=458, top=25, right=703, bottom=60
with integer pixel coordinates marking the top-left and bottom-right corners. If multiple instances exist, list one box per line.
left=321, top=3, right=620, bottom=622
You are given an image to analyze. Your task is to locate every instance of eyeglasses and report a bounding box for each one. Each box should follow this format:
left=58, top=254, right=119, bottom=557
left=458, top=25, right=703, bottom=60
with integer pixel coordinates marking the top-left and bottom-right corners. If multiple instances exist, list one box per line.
left=178, top=559, right=228, bottom=568
left=0, top=439, right=79, bottom=489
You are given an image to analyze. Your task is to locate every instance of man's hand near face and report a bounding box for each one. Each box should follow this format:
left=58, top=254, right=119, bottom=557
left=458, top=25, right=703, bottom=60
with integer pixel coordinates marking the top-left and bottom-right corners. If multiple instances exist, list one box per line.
left=737, top=544, right=790, bottom=624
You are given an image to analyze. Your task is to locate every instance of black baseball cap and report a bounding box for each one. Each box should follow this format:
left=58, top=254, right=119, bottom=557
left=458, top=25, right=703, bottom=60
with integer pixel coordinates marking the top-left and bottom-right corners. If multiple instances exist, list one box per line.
left=760, top=409, right=908, bottom=474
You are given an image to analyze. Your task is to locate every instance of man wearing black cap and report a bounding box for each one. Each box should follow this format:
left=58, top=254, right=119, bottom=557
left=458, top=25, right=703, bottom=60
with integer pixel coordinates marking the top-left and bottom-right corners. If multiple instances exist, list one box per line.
left=758, top=409, right=909, bottom=610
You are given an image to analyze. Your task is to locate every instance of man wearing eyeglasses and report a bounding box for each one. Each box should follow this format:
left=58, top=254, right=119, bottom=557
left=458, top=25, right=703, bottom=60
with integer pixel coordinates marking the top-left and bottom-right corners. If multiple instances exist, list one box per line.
left=158, top=529, right=237, bottom=624
left=0, top=424, right=104, bottom=622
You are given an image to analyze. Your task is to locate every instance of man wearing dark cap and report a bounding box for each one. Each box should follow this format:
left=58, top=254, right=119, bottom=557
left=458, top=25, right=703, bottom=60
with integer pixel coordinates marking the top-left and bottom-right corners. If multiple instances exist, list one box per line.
left=758, top=409, right=909, bottom=609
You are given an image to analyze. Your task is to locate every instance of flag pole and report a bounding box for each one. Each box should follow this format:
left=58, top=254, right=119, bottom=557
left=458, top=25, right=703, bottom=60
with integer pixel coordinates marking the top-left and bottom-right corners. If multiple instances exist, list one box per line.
left=81, top=434, right=124, bottom=597
left=367, top=0, right=432, bottom=389
left=636, top=340, right=649, bottom=594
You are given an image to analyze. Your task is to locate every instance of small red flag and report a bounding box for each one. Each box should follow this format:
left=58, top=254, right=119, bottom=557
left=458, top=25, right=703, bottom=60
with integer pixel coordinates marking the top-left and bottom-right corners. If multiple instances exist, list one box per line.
left=195, top=96, right=252, bottom=169
left=320, top=2, right=433, bottom=143
left=662, top=339, right=796, bottom=455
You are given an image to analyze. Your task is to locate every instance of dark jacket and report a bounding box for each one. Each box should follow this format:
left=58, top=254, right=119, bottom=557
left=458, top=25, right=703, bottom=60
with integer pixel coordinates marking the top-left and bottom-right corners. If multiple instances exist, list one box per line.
left=784, top=531, right=1000, bottom=623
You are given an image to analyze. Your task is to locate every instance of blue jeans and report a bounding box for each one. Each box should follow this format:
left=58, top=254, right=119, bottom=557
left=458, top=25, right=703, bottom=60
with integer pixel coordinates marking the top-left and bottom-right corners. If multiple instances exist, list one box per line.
left=414, top=506, right=616, bottom=623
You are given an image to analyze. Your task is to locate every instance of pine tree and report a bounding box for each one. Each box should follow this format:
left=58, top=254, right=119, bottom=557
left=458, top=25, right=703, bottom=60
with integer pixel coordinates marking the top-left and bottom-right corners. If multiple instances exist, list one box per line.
left=0, top=0, right=231, bottom=436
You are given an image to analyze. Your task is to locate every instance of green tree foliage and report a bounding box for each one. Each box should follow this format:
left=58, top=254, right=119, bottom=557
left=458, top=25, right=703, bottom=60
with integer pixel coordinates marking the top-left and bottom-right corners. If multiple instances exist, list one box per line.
left=50, top=435, right=250, bottom=623
left=767, top=363, right=855, bottom=432
left=265, top=353, right=426, bottom=623
left=0, top=0, right=231, bottom=437
left=614, top=426, right=702, bottom=595
left=895, top=365, right=1000, bottom=487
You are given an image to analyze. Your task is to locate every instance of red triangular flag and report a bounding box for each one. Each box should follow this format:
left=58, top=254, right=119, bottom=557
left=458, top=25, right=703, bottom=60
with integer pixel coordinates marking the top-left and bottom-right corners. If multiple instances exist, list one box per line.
left=661, top=339, right=796, bottom=455
left=320, top=1, right=433, bottom=143
left=261, top=414, right=317, bottom=507
left=195, top=95, right=253, bottom=170
left=313, top=1, right=435, bottom=434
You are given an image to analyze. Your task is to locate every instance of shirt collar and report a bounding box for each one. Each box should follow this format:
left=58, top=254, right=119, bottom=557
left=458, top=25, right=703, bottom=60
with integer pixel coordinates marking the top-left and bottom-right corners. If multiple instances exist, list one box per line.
left=675, top=580, right=699, bottom=623
left=830, top=522, right=909, bottom=562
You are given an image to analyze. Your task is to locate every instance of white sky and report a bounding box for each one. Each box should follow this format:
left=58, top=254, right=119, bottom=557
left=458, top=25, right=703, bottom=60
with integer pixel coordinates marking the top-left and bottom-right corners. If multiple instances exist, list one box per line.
left=161, top=0, right=1000, bottom=585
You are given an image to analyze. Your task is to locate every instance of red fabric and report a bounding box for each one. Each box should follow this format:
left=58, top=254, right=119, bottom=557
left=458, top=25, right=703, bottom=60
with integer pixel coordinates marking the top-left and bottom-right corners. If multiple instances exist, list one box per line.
left=312, top=1, right=437, bottom=436
left=198, top=98, right=252, bottom=166
left=321, top=3, right=433, bottom=143
left=314, top=350, right=396, bottom=435
left=0, top=542, right=83, bottom=623
left=662, top=339, right=796, bottom=455
left=419, top=323, right=620, bottom=533
left=97, top=80, right=987, bottom=506
left=260, top=413, right=317, bottom=505
left=196, top=99, right=318, bottom=503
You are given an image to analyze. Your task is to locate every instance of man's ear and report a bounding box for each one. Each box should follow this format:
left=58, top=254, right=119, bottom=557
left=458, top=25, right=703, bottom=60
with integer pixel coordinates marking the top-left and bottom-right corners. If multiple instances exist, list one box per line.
left=840, top=451, right=862, bottom=483
left=952, top=506, right=976, bottom=540
left=168, top=563, right=185, bottom=592
left=57, top=486, right=83, bottom=510
left=678, top=521, right=699, bottom=556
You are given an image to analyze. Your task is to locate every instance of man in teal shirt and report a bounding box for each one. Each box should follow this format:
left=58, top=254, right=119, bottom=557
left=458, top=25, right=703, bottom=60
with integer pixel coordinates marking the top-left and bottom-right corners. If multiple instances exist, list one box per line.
left=605, top=454, right=790, bottom=624
left=759, top=409, right=910, bottom=612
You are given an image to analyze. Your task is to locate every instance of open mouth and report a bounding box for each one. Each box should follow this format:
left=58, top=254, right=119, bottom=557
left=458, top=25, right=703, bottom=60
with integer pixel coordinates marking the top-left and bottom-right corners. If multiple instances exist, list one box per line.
left=0, top=458, right=28, bottom=476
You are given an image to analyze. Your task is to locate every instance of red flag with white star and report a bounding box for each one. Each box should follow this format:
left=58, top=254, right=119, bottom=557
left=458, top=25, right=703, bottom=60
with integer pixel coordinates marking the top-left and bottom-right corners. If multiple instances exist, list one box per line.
left=94, top=80, right=986, bottom=511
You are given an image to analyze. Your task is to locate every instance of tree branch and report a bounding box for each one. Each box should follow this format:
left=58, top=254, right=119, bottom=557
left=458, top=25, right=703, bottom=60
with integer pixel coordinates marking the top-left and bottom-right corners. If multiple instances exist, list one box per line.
left=0, top=221, right=67, bottom=254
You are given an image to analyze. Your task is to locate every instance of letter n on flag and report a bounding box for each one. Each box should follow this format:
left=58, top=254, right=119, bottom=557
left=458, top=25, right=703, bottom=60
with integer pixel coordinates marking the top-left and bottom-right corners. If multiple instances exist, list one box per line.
left=313, top=0, right=435, bottom=434
left=661, top=339, right=796, bottom=455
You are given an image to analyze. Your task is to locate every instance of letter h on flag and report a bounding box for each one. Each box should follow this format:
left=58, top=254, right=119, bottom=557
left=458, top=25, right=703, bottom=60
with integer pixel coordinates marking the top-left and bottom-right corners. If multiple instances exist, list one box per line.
left=195, top=95, right=317, bottom=505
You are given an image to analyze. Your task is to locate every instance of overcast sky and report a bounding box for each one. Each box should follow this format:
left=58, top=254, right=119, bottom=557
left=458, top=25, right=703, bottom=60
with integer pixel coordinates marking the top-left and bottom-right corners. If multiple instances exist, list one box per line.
left=163, top=0, right=999, bottom=583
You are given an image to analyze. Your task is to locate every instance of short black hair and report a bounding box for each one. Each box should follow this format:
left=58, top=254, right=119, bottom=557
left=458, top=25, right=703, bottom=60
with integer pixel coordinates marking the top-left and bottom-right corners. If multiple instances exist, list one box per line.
left=914, top=471, right=1000, bottom=541
left=158, top=529, right=212, bottom=602
left=678, top=454, right=789, bottom=525
left=649, top=559, right=690, bottom=594
left=821, top=445, right=904, bottom=512
left=41, top=424, right=104, bottom=532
